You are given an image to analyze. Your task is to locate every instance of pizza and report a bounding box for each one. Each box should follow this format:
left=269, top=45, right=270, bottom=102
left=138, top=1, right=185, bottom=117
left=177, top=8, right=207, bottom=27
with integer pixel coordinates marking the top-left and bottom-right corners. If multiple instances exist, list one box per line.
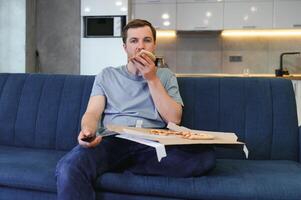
left=149, top=129, right=214, bottom=140
left=138, top=50, right=156, bottom=61
left=150, top=129, right=182, bottom=136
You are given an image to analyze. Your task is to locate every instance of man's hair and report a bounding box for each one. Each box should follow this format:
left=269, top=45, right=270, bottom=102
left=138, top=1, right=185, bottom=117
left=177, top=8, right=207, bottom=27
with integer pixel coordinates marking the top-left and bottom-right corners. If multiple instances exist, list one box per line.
left=122, top=19, right=156, bottom=44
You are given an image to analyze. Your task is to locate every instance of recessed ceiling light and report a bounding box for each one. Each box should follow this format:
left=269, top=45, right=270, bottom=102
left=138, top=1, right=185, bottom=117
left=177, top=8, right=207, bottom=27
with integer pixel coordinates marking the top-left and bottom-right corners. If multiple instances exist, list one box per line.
left=115, top=1, right=122, bottom=6
left=163, top=21, right=170, bottom=26
left=162, top=13, right=170, bottom=19
left=250, top=6, right=257, bottom=12
left=206, top=11, right=212, bottom=18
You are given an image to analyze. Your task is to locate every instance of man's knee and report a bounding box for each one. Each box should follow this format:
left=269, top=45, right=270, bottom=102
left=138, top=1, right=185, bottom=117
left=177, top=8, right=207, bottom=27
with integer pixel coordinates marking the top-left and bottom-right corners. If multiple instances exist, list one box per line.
left=194, top=147, right=216, bottom=176
left=56, top=147, right=98, bottom=200
left=56, top=155, right=80, bottom=184
left=56, top=146, right=92, bottom=183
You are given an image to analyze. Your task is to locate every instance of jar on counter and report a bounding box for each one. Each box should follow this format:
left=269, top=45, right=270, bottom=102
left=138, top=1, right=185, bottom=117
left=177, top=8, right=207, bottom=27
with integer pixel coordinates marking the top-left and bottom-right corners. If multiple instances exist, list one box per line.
left=155, top=56, right=168, bottom=68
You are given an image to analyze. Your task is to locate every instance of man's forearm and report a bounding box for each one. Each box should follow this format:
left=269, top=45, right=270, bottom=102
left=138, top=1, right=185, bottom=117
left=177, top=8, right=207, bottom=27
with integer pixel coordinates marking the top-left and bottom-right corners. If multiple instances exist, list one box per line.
left=147, top=77, right=182, bottom=124
left=81, top=112, right=101, bottom=134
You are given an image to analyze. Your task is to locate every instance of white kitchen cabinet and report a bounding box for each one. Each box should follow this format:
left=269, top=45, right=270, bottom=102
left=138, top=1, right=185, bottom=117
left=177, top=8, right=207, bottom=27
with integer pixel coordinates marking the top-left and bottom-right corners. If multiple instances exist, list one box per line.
left=274, top=0, right=301, bottom=28
left=131, top=0, right=176, bottom=30
left=224, top=0, right=273, bottom=29
left=81, top=0, right=128, bottom=16
left=176, top=1, right=223, bottom=31
left=176, top=0, right=223, bottom=2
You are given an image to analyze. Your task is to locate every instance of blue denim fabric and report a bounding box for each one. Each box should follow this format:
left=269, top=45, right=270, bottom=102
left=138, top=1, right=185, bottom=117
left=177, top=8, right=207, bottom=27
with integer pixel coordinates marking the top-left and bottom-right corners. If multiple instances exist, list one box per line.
left=56, top=137, right=135, bottom=200
left=128, top=144, right=216, bottom=177
left=55, top=135, right=215, bottom=200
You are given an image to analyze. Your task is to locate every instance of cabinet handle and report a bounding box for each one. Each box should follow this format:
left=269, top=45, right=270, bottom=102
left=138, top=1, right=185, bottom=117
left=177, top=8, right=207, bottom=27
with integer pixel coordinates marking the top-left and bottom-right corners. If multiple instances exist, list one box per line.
left=293, top=24, right=301, bottom=28
left=242, top=26, right=256, bottom=29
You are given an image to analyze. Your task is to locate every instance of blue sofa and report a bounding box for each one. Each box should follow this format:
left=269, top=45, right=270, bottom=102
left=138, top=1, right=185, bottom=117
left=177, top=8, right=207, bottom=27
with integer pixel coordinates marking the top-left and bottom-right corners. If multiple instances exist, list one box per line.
left=0, top=73, right=300, bottom=200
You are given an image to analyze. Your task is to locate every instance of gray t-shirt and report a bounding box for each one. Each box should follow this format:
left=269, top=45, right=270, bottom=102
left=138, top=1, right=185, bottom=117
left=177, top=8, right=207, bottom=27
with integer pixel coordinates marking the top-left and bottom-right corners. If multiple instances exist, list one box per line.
left=91, top=65, right=183, bottom=128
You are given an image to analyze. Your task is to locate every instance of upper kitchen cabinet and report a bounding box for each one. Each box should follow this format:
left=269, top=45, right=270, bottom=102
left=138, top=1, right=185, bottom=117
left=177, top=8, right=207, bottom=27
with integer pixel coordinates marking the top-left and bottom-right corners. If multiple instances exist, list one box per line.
left=176, top=0, right=223, bottom=31
left=274, top=0, right=301, bottom=28
left=81, top=0, right=128, bottom=16
left=131, top=0, right=176, bottom=30
left=223, top=0, right=273, bottom=29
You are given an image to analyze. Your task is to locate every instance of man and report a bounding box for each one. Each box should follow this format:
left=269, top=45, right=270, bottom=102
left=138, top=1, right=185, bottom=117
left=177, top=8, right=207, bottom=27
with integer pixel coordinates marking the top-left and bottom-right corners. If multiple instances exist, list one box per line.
left=56, top=19, right=215, bottom=200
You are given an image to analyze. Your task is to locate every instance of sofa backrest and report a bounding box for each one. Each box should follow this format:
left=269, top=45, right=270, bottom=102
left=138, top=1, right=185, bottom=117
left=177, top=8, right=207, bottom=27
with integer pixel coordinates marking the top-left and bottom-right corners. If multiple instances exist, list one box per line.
left=0, top=73, right=94, bottom=150
left=177, top=77, right=299, bottom=161
left=0, top=74, right=299, bottom=161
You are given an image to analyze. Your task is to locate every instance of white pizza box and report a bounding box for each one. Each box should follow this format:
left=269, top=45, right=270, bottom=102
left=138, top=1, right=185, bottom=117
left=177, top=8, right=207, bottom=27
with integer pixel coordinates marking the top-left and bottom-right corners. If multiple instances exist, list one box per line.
left=106, top=122, right=244, bottom=146
left=106, top=123, right=247, bottom=161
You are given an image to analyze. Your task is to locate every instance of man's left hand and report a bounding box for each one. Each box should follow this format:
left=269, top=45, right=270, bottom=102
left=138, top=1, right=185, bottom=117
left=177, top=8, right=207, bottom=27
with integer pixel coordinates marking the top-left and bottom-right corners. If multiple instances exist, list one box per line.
left=131, top=53, right=157, bottom=81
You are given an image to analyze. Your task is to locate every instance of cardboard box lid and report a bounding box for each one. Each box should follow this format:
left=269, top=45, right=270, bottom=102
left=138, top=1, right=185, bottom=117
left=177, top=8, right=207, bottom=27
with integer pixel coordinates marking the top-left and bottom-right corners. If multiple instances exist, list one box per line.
left=106, top=123, right=244, bottom=146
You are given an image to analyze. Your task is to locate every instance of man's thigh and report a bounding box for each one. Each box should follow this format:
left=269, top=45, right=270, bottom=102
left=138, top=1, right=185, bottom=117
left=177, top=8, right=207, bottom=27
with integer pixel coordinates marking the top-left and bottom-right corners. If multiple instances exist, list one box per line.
left=57, top=135, right=138, bottom=175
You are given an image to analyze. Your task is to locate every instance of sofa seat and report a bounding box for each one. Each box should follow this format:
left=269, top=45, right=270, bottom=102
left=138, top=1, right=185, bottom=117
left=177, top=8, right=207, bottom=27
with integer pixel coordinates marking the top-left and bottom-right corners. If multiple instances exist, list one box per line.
left=96, top=159, right=301, bottom=200
left=2, top=144, right=301, bottom=200
left=0, top=145, right=66, bottom=193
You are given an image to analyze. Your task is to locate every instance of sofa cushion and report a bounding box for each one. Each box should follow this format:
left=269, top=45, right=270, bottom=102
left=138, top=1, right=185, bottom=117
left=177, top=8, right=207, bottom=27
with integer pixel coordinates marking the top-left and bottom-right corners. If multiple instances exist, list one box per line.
left=96, top=159, right=301, bottom=200
left=0, top=74, right=94, bottom=151
left=0, top=187, right=56, bottom=200
left=0, top=145, right=66, bottom=193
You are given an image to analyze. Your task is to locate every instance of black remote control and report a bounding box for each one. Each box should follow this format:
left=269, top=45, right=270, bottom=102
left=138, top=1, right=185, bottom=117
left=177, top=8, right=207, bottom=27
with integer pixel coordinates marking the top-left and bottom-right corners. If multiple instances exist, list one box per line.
left=81, top=135, right=96, bottom=143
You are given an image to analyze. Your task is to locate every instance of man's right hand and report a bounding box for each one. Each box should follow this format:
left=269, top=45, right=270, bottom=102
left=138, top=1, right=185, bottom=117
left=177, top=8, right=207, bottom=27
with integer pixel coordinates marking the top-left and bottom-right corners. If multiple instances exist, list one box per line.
left=78, top=129, right=102, bottom=148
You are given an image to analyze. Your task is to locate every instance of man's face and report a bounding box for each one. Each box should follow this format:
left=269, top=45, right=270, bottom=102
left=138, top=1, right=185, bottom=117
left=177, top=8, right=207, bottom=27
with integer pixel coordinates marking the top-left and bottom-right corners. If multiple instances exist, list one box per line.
left=123, top=26, right=156, bottom=59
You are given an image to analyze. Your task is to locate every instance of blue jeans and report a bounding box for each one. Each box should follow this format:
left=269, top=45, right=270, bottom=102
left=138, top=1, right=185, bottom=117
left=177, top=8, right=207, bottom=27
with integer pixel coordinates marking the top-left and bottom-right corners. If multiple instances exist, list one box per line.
left=56, top=135, right=216, bottom=200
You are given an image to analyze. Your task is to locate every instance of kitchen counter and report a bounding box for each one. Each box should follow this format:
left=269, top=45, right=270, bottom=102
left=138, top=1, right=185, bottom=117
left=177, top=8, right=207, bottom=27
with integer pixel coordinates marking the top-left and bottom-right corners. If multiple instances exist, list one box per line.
left=176, top=73, right=301, bottom=80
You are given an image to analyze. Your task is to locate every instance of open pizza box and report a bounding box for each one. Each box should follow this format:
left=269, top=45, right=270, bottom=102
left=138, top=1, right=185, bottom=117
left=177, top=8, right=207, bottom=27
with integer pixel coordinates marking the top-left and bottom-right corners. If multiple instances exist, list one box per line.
left=106, top=122, right=247, bottom=161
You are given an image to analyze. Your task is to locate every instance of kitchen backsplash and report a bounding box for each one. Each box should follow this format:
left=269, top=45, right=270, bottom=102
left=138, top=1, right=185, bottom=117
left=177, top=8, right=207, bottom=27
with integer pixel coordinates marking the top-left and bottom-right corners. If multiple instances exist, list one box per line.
left=156, top=32, right=301, bottom=74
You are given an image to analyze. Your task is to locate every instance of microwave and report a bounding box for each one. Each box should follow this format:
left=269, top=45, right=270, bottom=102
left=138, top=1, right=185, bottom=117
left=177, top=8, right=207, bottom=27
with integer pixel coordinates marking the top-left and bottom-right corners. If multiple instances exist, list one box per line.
left=84, top=16, right=126, bottom=38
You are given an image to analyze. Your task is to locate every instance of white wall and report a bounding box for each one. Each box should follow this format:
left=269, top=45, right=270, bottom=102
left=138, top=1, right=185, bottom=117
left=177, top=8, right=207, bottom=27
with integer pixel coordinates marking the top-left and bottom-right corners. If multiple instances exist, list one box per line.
left=80, top=0, right=128, bottom=75
left=0, top=0, right=26, bottom=73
